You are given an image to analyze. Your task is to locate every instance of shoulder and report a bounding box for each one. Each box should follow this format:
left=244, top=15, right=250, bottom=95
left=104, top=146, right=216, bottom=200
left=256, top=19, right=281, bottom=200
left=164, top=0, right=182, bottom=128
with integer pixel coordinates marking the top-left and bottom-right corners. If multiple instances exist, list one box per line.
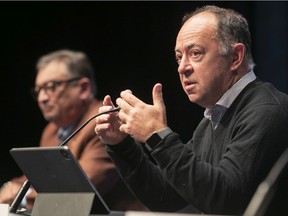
left=85, top=98, right=103, bottom=116
left=236, top=79, right=288, bottom=111
left=40, top=122, right=59, bottom=147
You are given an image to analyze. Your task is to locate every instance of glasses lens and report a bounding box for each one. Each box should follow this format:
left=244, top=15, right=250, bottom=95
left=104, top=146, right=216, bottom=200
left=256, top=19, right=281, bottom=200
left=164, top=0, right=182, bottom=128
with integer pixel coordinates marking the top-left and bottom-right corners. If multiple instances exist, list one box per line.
left=45, top=82, right=58, bottom=95
left=30, top=77, right=82, bottom=100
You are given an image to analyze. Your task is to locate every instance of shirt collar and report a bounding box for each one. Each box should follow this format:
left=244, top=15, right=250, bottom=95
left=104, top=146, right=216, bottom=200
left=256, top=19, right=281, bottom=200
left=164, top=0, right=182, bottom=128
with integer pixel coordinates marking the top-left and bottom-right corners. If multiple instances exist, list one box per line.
left=57, top=108, right=86, bottom=142
left=57, top=124, right=76, bottom=142
left=204, top=70, right=256, bottom=122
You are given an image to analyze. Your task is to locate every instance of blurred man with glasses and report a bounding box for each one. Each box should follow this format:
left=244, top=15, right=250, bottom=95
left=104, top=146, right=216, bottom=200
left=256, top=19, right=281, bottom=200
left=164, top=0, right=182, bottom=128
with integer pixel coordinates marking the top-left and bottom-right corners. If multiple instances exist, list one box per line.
left=0, top=49, right=147, bottom=212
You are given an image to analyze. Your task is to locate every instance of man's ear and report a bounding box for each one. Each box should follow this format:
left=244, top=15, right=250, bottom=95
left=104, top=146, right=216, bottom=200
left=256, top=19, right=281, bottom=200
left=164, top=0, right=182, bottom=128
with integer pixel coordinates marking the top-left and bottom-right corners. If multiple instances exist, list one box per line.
left=230, top=43, right=245, bottom=71
left=78, top=77, right=92, bottom=99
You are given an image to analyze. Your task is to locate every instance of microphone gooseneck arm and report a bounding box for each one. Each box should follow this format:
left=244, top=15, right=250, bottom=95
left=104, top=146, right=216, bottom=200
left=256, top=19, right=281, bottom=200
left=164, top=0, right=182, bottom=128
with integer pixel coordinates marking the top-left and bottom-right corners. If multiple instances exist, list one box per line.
left=60, top=106, right=120, bottom=147
left=9, top=106, right=120, bottom=213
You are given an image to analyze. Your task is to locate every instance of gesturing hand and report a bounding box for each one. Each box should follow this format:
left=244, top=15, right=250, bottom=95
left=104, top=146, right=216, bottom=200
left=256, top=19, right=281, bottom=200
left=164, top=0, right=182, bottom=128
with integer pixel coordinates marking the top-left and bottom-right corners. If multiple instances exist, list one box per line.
left=95, top=95, right=127, bottom=145
left=116, top=83, right=168, bottom=142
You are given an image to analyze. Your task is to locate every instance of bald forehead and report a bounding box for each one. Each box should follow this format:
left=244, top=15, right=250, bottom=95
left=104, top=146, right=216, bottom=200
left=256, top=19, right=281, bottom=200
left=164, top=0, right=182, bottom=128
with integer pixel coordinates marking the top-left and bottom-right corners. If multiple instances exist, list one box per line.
left=175, top=12, right=218, bottom=52
left=178, top=12, right=217, bottom=38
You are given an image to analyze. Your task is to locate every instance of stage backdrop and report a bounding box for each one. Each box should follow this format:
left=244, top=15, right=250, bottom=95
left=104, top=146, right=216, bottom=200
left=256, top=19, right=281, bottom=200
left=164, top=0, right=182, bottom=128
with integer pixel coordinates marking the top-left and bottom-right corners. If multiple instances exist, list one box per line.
left=0, top=1, right=287, bottom=185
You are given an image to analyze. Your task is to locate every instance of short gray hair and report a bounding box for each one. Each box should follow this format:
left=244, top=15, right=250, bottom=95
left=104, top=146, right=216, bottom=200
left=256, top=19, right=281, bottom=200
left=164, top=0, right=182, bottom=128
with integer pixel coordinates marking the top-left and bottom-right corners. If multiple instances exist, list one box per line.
left=36, top=49, right=98, bottom=97
left=182, top=5, right=255, bottom=71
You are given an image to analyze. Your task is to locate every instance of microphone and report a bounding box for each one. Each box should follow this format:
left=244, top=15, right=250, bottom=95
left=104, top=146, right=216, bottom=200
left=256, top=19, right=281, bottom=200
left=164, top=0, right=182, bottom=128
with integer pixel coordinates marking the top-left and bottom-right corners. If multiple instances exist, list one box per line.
left=9, top=106, right=120, bottom=214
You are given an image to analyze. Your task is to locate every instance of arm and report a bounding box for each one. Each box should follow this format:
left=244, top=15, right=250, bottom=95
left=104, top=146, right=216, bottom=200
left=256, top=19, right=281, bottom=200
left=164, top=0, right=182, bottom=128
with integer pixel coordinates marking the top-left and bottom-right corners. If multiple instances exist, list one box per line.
left=96, top=84, right=189, bottom=211
left=106, top=135, right=189, bottom=212
left=76, top=126, right=120, bottom=195
left=149, top=104, right=288, bottom=214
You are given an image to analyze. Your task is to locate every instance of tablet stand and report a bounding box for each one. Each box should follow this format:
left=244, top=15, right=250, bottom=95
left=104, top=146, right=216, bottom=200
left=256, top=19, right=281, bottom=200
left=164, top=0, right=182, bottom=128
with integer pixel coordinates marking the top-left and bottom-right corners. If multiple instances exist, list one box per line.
left=31, top=193, right=95, bottom=216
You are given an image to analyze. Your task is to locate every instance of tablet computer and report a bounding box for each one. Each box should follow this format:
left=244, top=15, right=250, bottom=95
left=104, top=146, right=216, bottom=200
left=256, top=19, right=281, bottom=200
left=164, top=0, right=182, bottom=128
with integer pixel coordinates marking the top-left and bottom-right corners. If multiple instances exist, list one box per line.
left=10, top=146, right=110, bottom=215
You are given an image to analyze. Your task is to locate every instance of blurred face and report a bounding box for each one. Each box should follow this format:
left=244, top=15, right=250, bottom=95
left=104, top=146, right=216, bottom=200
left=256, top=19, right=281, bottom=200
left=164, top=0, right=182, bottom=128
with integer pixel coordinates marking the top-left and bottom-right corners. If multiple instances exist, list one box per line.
left=175, top=12, right=235, bottom=108
left=34, top=61, right=83, bottom=127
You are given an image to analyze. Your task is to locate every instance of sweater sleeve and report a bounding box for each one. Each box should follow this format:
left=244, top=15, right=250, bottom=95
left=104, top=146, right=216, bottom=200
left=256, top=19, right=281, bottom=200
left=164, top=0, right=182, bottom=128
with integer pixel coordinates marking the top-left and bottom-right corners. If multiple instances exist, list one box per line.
left=106, top=135, right=190, bottom=212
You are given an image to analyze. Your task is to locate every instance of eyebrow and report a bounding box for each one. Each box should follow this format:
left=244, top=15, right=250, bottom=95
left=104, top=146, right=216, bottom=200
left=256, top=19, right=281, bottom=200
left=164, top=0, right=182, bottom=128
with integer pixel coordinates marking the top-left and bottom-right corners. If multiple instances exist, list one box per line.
left=175, top=43, right=200, bottom=53
left=35, top=80, right=58, bottom=87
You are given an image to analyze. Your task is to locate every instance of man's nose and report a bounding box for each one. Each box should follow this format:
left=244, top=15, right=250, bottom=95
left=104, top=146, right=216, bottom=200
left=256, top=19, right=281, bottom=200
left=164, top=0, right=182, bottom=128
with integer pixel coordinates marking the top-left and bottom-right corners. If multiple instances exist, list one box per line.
left=37, top=88, right=49, bottom=102
left=178, top=56, right=192, bottom=75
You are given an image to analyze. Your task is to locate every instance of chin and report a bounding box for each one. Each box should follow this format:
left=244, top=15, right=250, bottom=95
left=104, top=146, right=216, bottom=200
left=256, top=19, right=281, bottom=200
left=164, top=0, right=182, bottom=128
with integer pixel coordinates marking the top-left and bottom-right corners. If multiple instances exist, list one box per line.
left=187, top=94, right=198, bottom=103
left=188, top=96, right=205, bottom=107
left=43, top=114, right=54, bottom=122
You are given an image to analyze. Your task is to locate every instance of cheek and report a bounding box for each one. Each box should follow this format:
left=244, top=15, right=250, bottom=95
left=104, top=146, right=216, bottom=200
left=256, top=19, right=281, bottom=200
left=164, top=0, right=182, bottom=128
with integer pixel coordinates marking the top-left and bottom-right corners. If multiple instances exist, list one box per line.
left=195, top=69, right=217, bottom=100
left=201, top=72, right=219, bottom=93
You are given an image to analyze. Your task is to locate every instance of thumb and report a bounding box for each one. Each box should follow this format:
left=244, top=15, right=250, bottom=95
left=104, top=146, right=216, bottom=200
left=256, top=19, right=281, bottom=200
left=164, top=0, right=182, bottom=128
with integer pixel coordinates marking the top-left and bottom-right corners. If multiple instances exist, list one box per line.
left=152, top=83, right=165, bottom=109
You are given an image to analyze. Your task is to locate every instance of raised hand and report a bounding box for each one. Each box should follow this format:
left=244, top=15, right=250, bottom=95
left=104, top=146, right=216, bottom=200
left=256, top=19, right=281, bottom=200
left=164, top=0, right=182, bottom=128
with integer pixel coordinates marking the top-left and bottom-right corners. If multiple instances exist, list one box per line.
left=95, top=95, right=128, bottom=145
left=116, top=83, right=167, bottom=142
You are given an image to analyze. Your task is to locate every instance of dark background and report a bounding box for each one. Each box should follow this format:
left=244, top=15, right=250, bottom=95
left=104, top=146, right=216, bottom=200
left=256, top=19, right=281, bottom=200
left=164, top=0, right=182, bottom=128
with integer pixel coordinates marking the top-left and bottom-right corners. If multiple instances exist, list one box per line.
left=0, top=1, right=287, bottom=186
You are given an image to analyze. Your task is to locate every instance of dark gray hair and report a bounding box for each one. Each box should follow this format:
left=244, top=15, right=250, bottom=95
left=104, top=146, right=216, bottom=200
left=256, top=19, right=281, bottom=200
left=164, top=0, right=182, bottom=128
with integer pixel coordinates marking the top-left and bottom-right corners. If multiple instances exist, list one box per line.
left=182, top=5, right=255, bottom=71
left=36, top=49, right=98, bottom=97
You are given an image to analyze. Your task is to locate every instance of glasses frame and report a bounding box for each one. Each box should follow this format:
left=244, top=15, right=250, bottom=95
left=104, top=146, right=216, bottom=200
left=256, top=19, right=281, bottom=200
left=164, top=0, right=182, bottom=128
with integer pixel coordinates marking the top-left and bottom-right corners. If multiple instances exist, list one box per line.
left=31, top=76, right=83, bottom=100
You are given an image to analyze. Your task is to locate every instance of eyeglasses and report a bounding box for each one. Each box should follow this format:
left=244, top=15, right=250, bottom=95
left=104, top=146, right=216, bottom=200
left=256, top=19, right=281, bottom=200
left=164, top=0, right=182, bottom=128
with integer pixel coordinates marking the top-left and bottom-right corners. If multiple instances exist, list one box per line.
left=31, top=77, right=83, bottom=100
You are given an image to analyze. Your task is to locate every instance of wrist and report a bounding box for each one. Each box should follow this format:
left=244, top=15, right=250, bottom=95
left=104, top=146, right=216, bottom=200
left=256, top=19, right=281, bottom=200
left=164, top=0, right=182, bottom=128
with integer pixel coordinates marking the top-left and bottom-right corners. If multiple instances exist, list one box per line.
left=145, top=127, right=172, bottom=151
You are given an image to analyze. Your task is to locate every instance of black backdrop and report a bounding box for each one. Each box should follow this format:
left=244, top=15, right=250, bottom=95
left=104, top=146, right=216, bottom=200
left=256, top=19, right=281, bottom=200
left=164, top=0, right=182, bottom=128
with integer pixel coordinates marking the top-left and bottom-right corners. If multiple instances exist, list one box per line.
left=1, top=1, right=287, bottom=186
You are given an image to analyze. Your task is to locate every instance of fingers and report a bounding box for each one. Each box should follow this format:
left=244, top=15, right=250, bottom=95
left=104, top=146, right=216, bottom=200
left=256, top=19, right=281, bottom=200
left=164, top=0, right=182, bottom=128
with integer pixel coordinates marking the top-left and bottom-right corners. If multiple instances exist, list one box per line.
left=152, top=83, right=164, bottom=109
left=96, top=97, right=113, bottom=135
left=117, top=85, right=164, bottom=111
left=99, top=95, right=114, bottom=112
left=95, top=95, right=129, bottom=144
left=95, top=111, right=112, bottom=133
left=0, top=181, right=21, bottom=204
left=152, top=83, right=167, bottom=125
left=95, top=117, right=111, bottom=132
left=103, top=95, right=112, bottom=106
left=117, top=89, right=143, bottom=111
left=96, top=86, right=167, bottom=142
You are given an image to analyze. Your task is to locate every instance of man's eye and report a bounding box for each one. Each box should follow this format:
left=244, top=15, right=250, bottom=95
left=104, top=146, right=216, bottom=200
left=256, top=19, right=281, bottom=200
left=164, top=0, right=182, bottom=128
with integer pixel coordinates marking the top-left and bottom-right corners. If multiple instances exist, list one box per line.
left=175, top=56, right=182, bottom=64
left=190, top=50, right=201, bottom=57
left=46, top=84, right=57, bottom=92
